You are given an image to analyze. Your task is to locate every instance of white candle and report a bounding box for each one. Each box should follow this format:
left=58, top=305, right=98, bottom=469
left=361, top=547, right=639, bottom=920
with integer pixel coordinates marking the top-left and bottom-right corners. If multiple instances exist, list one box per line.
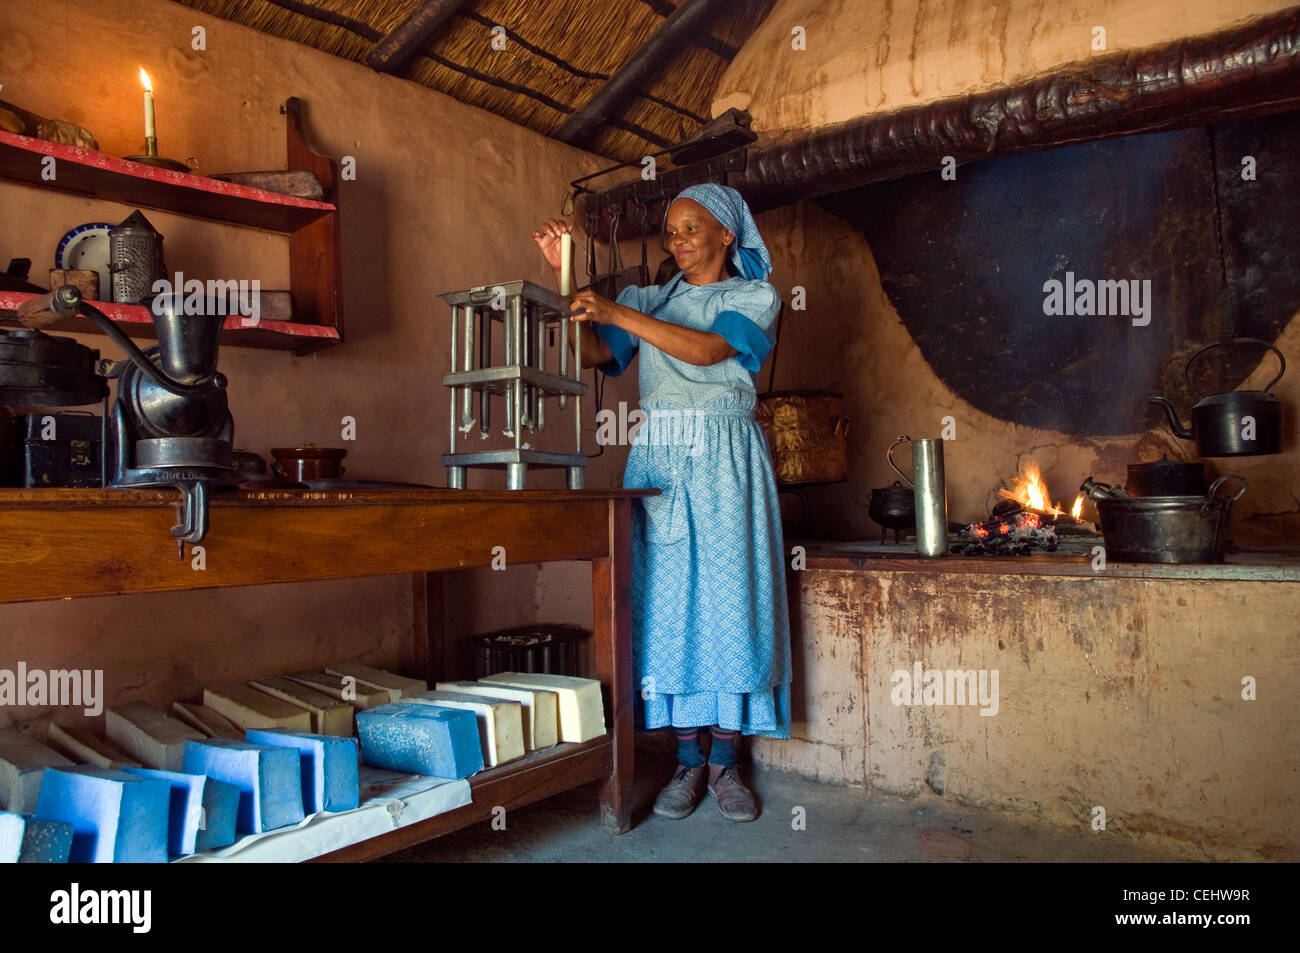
left=140, top=68, right=155, bottom=140
left=559, top=231, right=572, bottom=296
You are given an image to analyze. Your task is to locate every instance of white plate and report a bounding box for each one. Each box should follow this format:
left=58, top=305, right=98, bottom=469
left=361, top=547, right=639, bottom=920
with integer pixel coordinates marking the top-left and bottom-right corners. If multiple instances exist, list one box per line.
left=54, top=222, right=113, bottom=301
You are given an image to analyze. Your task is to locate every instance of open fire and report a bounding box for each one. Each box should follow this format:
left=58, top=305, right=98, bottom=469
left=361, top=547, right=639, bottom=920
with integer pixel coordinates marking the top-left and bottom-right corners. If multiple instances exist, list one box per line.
left=996, top=463, right=1084, bottom=520
left=957, top=462, right=1091, bottom=556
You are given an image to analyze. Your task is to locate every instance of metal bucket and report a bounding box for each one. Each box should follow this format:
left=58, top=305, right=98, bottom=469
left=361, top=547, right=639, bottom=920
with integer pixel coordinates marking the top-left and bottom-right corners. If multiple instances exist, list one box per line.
left=756, top=389, right=850, bottom=486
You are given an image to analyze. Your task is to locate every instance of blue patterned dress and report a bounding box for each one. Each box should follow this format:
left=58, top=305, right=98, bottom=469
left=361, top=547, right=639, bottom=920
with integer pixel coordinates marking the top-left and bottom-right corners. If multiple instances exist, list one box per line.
left=592, top=276, right=792, bottom=738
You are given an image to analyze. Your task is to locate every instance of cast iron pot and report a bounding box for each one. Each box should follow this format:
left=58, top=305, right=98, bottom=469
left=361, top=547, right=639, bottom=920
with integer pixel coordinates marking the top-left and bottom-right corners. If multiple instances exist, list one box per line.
left=1124, top=456, right=1206, bottom=497
left=1083, top=475, right=1246, bottom=564
left=1147, top=337, right=1284, bottom=457
left=869, top=481, right=915, bottom=544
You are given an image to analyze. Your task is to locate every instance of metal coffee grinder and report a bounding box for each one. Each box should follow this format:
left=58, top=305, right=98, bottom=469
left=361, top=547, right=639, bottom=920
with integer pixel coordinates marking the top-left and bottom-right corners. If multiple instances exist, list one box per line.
left=17, top=285, right=235, bottom=553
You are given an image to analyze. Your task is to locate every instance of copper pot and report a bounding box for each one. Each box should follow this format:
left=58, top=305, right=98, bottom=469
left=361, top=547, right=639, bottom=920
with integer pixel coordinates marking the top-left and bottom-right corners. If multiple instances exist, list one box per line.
left=270, top=445, right=346, bottom=482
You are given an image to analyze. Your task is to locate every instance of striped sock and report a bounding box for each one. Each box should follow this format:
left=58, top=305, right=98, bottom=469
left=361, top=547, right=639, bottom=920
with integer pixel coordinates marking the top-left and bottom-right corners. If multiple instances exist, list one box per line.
left=709, top=727, right=737, bottom=766
left=674, top=728, right=705, bottom=767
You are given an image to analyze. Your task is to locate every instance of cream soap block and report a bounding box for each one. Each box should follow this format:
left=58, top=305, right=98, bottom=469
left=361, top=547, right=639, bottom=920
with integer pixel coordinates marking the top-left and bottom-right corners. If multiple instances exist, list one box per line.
left=0, top=729, right=75, bottom=813
left=204, top=684, right=312, bottom=732
left=172, top=702, right=243, bottom=740
left=406, top=691, right=525, bottom=767
left=249, top=677, right=354, bottom=737
left=45, top=724, right=141, bottom=770
left=285, top=672, right=391, bottom=709
left=105, top=701, right=205, bottom=771
left=480, top=673, right=605, bottom=743
left=325, top=663, right=427, bottom=702
left=435, top=680, right=558, bottom=751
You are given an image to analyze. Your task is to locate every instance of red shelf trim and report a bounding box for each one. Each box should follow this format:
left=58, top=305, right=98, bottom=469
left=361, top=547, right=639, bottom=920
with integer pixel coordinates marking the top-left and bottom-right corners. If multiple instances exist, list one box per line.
left=0, top=290, right=340, bottom=340
left=0, top=130, right=336, bottom=213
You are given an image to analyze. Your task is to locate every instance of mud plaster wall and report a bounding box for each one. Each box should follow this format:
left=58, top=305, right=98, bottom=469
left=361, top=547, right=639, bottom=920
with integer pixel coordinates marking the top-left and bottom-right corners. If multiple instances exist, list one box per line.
left=711, top=0, right=1299, bottom=132
left=752, top=569, right=1299, bottom=861
left=751, top=200, right=1300, bottom=542
left=0, top=0, right=612, bottom=731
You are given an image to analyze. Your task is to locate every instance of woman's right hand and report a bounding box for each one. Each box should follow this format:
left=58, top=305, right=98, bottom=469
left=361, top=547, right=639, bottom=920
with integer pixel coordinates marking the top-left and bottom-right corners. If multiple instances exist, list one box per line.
left=532, top=219, right=573, bottom=272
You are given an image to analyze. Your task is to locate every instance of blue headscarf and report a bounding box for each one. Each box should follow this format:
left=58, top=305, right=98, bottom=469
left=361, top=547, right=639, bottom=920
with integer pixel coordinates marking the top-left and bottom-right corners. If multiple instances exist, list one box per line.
left=645, top=184, right=771, bottom=312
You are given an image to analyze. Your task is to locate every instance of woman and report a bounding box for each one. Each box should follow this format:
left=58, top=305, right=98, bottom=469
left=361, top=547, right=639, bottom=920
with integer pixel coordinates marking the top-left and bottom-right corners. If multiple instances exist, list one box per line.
left=533, top=184, right=791, bottom=823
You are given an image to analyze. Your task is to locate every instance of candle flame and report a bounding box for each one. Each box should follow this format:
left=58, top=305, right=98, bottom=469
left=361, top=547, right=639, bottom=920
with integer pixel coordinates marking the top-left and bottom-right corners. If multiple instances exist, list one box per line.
left=139, top=68, right=153, bottom=93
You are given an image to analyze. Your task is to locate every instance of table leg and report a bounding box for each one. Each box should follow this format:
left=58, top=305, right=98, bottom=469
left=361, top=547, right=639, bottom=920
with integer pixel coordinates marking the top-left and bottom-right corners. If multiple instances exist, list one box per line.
left=410, top=572, right=445, bottom=684
left=595, top=498, right=633, bottom=833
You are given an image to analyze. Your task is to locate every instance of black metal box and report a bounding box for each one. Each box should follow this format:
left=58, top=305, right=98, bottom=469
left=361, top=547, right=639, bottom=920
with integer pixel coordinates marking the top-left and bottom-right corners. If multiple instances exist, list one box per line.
left=6, top=412, right=103, bottom=487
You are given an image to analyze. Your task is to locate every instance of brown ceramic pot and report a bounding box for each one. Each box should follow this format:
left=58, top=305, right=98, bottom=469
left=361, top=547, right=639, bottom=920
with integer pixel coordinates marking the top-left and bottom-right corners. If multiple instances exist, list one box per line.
left=270, top=444, right=346, bottom=482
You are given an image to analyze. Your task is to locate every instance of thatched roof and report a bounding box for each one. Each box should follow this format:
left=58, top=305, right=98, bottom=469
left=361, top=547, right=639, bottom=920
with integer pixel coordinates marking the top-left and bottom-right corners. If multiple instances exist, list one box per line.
left=173, top=0, right=776, bottom=164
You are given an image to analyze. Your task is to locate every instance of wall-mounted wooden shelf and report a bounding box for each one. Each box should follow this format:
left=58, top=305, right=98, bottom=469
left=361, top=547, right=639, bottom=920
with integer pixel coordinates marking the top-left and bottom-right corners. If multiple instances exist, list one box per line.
left=0, top=130, right=335, bottom=232
left=0, top=98, right=344, bottom=355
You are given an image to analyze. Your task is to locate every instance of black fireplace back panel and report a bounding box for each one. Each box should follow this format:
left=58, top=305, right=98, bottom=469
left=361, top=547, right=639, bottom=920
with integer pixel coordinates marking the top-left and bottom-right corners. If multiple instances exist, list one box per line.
left=819, top=111, right=1300, bottom=436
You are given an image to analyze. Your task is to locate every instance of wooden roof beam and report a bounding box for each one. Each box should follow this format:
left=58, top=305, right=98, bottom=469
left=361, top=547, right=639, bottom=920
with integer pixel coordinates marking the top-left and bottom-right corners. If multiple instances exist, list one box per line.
left=366, top=0, right=471, bottom=74
left=554, top=0, right=732, bottom=147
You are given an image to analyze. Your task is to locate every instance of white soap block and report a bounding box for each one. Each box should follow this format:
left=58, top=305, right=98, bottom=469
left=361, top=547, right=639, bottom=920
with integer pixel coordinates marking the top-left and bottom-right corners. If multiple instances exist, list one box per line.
left=285, top=672, right=391, bottom=710
left=0, top=729, right=75, bottom=813
left=249, top=677, right=354, bottom=737
left=203, top=685, right=312, bottom=733
left=105, top=702, right=205, bottom=771
left=45, top=723, right=141, bottom=769
left=436, top=681, right=558, bottom=751
left=324, top=663, right=427, bottom=702
left=406, top=691, right=525, bottom=767
left=479, top=673, right=605, bottom=743
left=171, top=702, right=243, bottom=740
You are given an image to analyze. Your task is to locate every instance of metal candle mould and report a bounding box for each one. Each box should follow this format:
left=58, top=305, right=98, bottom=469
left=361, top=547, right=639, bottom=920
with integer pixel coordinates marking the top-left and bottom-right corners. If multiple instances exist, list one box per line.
left=439, top=280, right=588, bottom=490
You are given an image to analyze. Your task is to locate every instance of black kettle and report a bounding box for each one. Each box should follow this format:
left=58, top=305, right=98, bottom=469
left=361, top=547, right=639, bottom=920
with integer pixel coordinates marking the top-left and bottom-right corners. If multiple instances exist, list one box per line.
left=1147, top=337, right=1285, bottom=457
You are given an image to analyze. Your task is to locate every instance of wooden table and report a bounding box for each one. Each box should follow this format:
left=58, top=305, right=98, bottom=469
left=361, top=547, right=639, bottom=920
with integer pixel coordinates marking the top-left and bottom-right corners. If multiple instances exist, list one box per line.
left=0, top=486, right=655, bottom=857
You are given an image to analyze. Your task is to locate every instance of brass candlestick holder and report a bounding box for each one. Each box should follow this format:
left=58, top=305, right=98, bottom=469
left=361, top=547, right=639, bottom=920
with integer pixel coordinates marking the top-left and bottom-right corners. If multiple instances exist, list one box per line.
left=125, top=135, right=189, bottom=172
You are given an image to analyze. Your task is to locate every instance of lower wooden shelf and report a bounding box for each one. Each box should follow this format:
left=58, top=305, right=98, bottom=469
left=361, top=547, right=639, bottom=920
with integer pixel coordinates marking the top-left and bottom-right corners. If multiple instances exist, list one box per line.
left=312, top=737, right=613, bottom=862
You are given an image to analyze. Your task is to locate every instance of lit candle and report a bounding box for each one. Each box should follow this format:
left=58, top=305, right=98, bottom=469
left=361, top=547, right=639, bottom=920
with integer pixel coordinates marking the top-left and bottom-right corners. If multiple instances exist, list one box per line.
left=139, top=68, right=155, bottom=142
left=559, top=231, right=572, bottom=296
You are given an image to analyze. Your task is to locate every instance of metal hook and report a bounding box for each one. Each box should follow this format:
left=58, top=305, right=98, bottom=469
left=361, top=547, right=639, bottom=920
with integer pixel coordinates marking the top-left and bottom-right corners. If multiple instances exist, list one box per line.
left=633, top=195, right=650, bottom=280
left=585, top=208, right=600, bottom=283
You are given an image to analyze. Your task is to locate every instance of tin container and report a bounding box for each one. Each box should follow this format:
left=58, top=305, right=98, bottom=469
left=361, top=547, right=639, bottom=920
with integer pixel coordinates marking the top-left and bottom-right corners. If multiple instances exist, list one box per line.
left=888, top=435, right=948, bottom=557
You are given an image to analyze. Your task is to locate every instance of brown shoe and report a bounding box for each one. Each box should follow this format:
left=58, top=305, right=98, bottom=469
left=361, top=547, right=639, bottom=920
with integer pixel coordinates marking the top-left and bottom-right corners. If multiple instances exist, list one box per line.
left=653, top=764, right=707, bottom=819
left=707, top=763, right=758, bottom=821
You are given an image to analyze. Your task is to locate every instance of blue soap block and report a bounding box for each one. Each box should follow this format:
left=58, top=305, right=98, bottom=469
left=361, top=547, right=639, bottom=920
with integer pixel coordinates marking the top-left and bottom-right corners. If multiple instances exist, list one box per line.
left=121, top=767, right=239, bottom=855
left=33, top=766, right=169, bottom=863
left=195, top=777, right=240, bottom=851
left=0, top=811, right=22, bottom=862
left=245, top=729, right=360, bottom=814
left=355, top=702, right=483, bottom=779
left=0, top=813, right=73, bottom=863
left=20, top=818, right=74, bottom=863
left=182, top=739, right=304, bottom=834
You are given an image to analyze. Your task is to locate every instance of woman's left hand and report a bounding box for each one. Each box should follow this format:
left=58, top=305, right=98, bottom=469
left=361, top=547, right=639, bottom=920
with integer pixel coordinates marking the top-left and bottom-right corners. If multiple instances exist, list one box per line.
left=568, top=289, right=622, bottom=326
